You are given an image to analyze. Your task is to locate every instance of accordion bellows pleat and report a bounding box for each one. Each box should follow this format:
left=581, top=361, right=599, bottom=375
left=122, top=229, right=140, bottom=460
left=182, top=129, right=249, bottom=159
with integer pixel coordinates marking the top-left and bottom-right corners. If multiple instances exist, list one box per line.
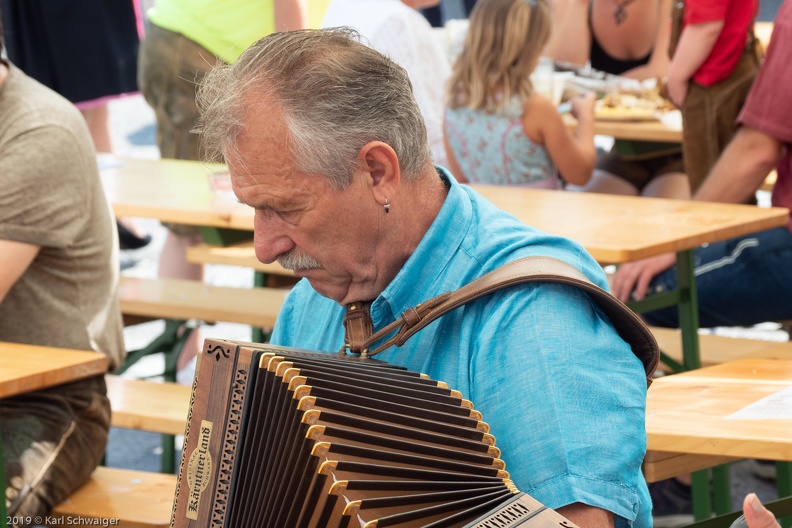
left=171, top=339, right=579, bottom=528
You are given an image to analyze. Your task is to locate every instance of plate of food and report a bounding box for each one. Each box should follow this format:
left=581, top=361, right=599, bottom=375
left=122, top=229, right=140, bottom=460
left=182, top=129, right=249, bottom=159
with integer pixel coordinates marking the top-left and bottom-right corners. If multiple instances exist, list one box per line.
left=594, top=85, right=676, bottom=122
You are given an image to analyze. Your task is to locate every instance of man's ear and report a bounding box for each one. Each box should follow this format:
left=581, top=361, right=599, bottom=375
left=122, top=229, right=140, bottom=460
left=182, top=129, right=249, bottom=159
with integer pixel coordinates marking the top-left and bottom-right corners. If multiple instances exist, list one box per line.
left=356, top=141, right=400, bottom=205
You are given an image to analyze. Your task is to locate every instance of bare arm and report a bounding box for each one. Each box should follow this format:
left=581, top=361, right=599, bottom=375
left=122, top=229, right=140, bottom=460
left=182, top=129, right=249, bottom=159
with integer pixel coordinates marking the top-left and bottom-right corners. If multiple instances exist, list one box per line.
left=557, top=502, right=615, bottom=528
left=545, top=0, right=591, bottom=67
left=528, top=93, right=596, bottom=186
left=274, top=0, right=308, bottom=31
left=0, top=239, right=39, bottom=302
left=611, top=126, right=783, bottom=302
left=667, top=19, right=724, bottom=105
left=696, top=127, right=783, bottom=203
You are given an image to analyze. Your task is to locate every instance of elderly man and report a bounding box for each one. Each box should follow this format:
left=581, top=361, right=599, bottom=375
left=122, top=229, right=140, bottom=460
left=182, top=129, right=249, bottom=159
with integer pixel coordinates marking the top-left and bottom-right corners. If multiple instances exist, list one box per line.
left=197, top=28, right=650, bottom=528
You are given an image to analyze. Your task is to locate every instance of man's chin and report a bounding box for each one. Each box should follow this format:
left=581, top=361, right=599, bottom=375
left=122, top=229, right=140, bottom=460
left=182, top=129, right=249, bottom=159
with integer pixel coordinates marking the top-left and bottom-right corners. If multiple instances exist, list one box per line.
left=303, top=277, right=347, bottom=304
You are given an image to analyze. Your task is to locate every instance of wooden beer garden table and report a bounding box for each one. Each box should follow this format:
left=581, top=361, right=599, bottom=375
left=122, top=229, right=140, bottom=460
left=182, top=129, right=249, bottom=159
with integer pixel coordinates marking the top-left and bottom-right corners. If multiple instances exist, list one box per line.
left=0, top=342, right=108, bottom=527
left=645, top=358, right=792, bottom=522
left=565, top=113, right=683, bottom=143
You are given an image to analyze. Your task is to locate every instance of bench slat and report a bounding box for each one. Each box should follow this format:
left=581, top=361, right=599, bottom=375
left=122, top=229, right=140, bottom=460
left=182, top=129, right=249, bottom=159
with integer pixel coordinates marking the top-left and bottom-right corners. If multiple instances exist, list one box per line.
left=119, top=276, right=287, bottom=327
left=106, top=375, right=190, bottom=436
left=643, top=451, right=738, bottom=482
left=185, top=240, right=295, bottom=276
left=651, top=326, right=791, bottom=370
left=51, top=467, right=176, bottom=528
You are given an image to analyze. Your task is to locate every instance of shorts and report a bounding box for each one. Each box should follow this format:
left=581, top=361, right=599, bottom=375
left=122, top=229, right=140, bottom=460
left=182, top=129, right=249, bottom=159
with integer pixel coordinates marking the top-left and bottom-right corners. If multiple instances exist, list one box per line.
left=138, top=22, right=221, bottom=162
left=2, top=376, right=110, bottom=525
left=138, top=22, right=223, bottom=238
left=682, top=46, right=760, bottom=193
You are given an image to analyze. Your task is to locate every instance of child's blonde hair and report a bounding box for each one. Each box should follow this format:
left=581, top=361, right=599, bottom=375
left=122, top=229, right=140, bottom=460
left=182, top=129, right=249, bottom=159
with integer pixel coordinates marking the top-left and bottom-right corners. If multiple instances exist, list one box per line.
left=447, top=0, right=552, bottom=113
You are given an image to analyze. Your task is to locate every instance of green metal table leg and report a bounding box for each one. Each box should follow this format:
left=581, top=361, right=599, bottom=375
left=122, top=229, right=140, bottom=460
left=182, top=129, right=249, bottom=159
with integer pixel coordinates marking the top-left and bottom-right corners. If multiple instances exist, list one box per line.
left=116, top=319, right=186, bottom=377
left=778, top=462, right=792, bottom=528
left=161, top=434, right=177, bottom=474
left=712, top=464, right=732, bottom=515
left=692, top=470, right=713, bottom=521
left=675, top=249, right=702, bottom=371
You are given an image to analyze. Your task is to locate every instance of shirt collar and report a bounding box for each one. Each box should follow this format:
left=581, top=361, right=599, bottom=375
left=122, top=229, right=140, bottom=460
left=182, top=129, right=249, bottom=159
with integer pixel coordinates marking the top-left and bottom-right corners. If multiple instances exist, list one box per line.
left=370, top=166, right=471, bottom=325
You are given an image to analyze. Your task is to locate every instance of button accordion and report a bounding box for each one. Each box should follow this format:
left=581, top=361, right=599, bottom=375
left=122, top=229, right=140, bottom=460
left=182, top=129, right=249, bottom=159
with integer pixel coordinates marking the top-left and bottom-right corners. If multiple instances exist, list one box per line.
left=170, top=338, right=580, bottom=528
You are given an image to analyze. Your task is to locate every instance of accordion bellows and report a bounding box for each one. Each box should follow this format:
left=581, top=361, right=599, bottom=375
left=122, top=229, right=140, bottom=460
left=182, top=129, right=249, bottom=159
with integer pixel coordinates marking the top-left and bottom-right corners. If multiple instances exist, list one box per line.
left=171, top=339, right=579, bottom=528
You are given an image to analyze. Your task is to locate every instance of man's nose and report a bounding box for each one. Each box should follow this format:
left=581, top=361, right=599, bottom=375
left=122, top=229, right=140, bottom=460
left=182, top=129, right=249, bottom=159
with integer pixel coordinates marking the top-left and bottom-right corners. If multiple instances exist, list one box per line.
left=253, top=213, right=295, bottom=264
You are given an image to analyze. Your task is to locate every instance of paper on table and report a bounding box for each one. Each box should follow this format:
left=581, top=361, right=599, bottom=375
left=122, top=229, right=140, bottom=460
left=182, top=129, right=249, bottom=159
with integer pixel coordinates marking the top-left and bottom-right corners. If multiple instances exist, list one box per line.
left=725, top=385, right=792, bottom=420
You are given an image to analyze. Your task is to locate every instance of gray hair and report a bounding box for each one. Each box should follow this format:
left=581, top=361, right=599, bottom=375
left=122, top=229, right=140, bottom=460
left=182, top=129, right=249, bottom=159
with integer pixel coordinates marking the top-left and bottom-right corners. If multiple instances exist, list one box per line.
left=196, top=28, right=431, bottom=190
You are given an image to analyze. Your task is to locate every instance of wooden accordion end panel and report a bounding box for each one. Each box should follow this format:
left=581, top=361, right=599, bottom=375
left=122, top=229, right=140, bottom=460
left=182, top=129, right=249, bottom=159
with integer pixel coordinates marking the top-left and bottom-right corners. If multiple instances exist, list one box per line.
left=171, top=338, right=579, bottom=528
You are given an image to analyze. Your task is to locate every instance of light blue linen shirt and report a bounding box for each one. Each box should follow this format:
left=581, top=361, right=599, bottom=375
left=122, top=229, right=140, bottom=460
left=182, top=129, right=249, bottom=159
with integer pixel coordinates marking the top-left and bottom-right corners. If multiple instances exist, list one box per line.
left=271, top=168, right=650, bottom=527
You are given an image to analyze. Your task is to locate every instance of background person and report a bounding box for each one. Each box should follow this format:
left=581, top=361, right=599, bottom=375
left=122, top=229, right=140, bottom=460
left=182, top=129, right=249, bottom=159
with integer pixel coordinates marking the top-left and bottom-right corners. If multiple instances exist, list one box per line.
left=611, top=0, right=792, bottom=327
left=547, top=0, right=672, bottom=79
left=137, top=0, right=307, bottom=373
left=444, top=0, right=596, bottom=188
left=0, top=14, right=125, bottom=524
left=322, top=0, right=451, bottom=169
left=667, top=0, right=761, bottom=195
left=0, top=0, right=151, bottom=249
left=197, top=27, right=653, bottom=528
left=547, top=0, right=690, bottom=199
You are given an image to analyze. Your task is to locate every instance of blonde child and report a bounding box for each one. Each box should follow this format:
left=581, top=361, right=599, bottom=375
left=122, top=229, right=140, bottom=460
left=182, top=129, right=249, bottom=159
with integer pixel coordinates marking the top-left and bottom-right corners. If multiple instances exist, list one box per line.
left=444, top=0, right=596, bottom=188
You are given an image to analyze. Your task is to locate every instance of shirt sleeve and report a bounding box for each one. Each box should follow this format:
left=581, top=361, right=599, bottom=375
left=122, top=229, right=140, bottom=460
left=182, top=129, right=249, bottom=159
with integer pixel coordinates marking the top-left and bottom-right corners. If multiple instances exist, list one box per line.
left=0, top=125, right=92, bottom=248
left=685, top=0, right=729, bottom=24
left=469, top=283, right=649, bottom=525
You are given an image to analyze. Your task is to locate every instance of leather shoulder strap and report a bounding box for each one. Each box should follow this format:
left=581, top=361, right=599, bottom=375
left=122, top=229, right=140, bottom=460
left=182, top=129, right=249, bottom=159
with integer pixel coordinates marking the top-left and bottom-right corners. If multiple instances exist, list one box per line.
left=357, top=256, right=659, bottom=387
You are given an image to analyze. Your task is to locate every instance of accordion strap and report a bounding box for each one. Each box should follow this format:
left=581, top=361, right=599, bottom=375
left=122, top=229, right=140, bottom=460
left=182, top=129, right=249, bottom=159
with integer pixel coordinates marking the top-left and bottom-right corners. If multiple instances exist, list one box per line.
left=342, top=256, right=659, bottom=387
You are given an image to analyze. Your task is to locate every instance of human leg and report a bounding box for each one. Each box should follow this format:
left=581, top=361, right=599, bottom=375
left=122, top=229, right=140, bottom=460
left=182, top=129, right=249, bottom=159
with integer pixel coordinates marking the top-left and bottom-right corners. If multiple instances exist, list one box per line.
left=566, top=169, right=640, bottom=195
left=639, top=152, right=689, bottom=199
left=2, top=377, right=109, bottom=525
left=566, top=148, right=643, bottom=195
left=79, top=104, right=112, bottom=154
left=641, top=172, right=691, bottom=199
left=158, top=229, right=204, bottom=372
left=642, top=227, right=792, bottom=327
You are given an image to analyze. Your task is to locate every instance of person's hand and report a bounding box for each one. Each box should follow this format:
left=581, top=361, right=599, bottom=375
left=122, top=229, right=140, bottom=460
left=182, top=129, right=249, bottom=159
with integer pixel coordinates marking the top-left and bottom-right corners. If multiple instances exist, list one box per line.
left=610, top=252, right=676, bottom=303
left=742, top=493, right=780, bottom=528
left=570, top=92, right=596, bottom=121
left=666, top=75, right=689, bottom=108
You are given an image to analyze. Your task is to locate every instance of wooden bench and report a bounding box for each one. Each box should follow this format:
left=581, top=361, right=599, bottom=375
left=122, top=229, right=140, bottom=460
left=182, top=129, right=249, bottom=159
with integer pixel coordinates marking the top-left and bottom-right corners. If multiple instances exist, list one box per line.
left=650, top=326, right=792, bottom=372
left=119, top=275, right=287, bottom=329
left=645, top=327, right=791, bottom=480
left=105, top=374, right=191, bottom=474
left=117, top=275, right=289, bottom=379
left=185, top=240, right=298, bottom=288
left=51, top=466, right=176, bottom=528
left=116, top=276, right=287, bottom=472
left=185, top=240, right=292, bottom=275
left=106, top=374, right=190, bottom=437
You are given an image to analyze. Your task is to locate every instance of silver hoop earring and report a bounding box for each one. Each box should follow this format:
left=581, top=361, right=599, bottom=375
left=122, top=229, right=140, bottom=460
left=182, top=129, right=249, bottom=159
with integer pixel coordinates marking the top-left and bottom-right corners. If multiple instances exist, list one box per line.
left=384, top=199, right=390, bottom=214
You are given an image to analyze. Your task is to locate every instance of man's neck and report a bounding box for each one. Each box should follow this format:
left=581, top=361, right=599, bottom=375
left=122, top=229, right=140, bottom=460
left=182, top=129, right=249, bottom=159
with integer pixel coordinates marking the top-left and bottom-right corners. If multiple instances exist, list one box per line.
left=391, top=165, right=449, bottom=262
